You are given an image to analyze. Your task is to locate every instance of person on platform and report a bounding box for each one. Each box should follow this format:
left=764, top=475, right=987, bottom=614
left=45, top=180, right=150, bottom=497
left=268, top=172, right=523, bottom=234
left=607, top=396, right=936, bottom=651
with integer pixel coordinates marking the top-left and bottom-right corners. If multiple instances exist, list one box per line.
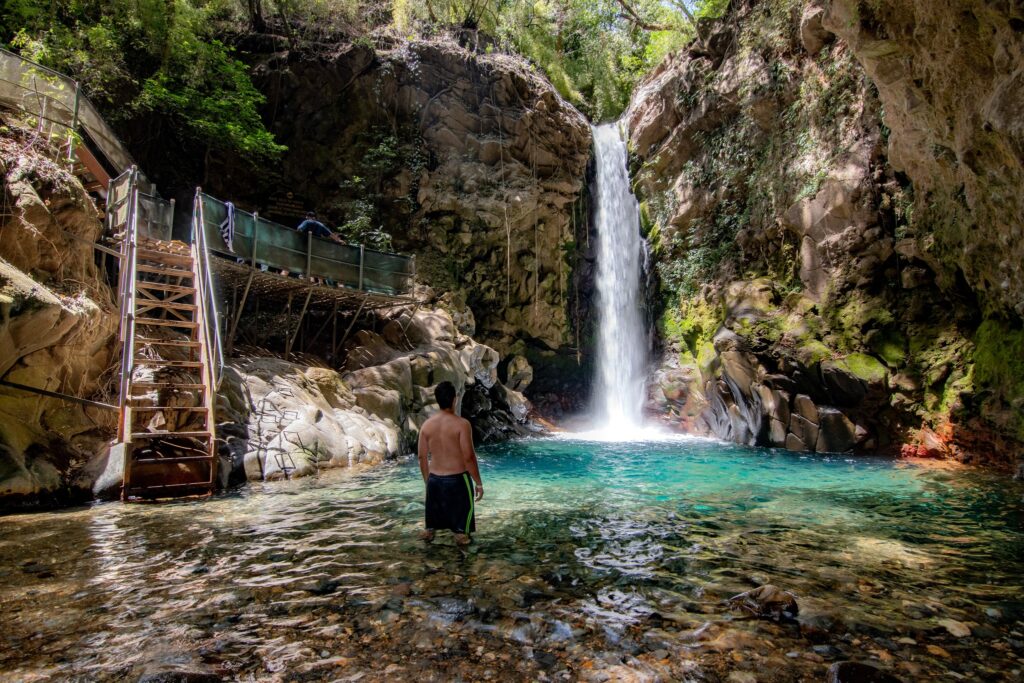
left=417, top=381, right=483, bottom=546
left=281, top=211, right=344, bottom=280
left=296, top=211, right=344, bottom=244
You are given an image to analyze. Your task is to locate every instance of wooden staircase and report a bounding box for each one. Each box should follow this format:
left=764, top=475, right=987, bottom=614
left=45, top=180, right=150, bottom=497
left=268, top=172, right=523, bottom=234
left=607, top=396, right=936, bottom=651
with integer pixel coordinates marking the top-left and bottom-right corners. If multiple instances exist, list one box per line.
left=112, top=169, right=221, bottom=500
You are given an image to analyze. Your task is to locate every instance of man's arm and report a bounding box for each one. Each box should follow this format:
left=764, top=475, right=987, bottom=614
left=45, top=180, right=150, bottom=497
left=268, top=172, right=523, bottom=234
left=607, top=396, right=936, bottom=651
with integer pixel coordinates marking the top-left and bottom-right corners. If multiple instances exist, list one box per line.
left=460, top=419, right=483, bottom=500
left=417, top=427, right=430, bottom=482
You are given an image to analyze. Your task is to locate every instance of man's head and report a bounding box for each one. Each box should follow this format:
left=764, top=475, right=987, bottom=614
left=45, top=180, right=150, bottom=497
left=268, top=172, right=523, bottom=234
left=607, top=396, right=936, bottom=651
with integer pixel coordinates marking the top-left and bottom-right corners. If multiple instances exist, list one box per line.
left=435, top=381, right=456, bottom=410
left=305, top=211, right=316, bottom=219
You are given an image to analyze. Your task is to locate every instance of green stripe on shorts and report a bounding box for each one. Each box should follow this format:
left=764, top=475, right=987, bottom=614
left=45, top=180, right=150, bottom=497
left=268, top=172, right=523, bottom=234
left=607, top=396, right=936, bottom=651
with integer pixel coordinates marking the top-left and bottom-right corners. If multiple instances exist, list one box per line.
left=463, top=473, right=474, bottom=534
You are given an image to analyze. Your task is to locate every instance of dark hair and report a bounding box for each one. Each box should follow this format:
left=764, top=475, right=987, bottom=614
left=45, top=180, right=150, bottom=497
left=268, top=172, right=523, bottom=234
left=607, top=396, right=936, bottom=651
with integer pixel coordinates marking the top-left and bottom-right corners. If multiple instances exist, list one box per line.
left=305, top=211, right=316, bottom=218
left=435, top=381, right=456, bottom=410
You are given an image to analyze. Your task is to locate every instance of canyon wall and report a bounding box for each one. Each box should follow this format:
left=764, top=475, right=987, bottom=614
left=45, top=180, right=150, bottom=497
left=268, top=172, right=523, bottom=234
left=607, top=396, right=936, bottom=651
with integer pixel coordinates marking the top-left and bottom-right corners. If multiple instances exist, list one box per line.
left=627, top=0, right=1023, bottom=467
left=0, top=129, right=119, bottom=506
left=188, top=39, right=596, bottom=405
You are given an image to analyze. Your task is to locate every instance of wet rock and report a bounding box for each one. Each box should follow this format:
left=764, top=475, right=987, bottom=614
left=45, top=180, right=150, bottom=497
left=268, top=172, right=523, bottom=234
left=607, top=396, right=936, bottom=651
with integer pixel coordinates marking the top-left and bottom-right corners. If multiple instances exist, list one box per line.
left=789, top=414, right=819, bottom=451
left=786, top=432, right=810, bottom=453
left=816, top=408, right=858, bottom=453
left=533, top=649, right=558, bottom=669
left=826, top=661, right=902, bottom=683
left=137, top=673, right=221, bottom=683
left=434, top=596, right=476, bottom=621
left=812, top=644, right=844, bottom=659
left=794, top=394, right=819, bottom=423
left=936, top=618, right=971, bottom=638
left=505, top=355, right=534, bottom=393
left=727, top=585, right=799, bottom=621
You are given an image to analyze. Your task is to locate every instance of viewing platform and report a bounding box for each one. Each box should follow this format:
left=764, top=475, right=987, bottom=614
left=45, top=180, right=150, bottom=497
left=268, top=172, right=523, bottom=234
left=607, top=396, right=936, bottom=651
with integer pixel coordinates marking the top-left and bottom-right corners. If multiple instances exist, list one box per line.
left=196, top=194, right=417, bottom=312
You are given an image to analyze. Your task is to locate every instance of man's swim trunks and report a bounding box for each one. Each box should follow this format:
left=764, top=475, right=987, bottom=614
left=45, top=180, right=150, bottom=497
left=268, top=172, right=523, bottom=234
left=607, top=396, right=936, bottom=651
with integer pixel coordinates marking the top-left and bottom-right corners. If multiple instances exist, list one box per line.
left=425, top=471, right=476, bottom=534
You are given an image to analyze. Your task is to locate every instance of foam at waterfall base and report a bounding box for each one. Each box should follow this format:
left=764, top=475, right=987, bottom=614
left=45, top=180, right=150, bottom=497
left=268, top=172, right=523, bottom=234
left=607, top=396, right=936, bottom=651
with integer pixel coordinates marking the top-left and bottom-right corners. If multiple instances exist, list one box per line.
left=553, top=422, right=717, bottom=444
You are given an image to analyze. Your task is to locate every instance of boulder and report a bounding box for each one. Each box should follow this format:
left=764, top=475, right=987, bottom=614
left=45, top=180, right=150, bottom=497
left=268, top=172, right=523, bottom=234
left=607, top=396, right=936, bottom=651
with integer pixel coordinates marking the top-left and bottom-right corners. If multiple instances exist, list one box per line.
left=821, top=360, right=867, bottom=406
left=800, top=4, right=833, bottom=55
left=786, top=432, right=810, bottom=452
left=505, top=355, right=534, bottom=393
left=769, top=419, right=788, bottom=447
left=793, top=394, right=819, bottom=423
left=815, top=408, right=858, bottom=453
left=789, top=414, right=820, bottom=451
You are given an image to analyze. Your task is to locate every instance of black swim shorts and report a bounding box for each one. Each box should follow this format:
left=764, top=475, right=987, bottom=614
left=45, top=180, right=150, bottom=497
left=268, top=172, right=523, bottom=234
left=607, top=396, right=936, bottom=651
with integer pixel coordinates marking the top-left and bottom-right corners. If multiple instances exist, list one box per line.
left=425, top=472, right=476, bottom=534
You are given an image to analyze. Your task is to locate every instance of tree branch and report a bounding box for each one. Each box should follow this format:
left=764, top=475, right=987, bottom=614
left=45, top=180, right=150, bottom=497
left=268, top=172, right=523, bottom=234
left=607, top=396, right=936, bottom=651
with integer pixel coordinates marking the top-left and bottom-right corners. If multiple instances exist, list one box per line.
left=614, top=0, right=675, bottom=32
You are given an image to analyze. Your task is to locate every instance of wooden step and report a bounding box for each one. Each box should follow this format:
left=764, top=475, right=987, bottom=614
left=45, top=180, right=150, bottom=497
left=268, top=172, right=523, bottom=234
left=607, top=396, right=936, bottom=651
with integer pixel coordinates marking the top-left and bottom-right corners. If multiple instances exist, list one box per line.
left=125, top=481, right=214, bottom=494
left=135, top=300, right=197, bottom=313
left=136, top=263, right=194, bottom=278
left=137, top=248, right=194, bottom=265
left=130, top=406, right=208, bottom=412
left=133, top=454, right=215, bottom=464
left=130, top=382, right=206, bottom=392
left=136, top=338, right=200, bottom=348
left=136, top=281, right=195, bottom=295
left=135, top=317, right=199, bottom=328
left=133, top=359, right=204, bottom=368
left=132, top=430, right=212, bottom=439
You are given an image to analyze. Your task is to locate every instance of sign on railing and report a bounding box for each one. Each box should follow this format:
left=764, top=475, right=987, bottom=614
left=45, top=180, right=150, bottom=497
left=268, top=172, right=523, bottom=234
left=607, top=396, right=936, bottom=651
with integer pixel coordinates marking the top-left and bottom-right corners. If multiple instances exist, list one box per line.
left=198, top=194, right=415, bottom=296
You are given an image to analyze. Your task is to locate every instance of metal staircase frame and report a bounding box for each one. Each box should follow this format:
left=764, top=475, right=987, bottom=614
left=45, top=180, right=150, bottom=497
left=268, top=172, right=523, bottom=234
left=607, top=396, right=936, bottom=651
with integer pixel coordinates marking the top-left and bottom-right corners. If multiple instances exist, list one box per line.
left=112, top=170, right=224, bottom=500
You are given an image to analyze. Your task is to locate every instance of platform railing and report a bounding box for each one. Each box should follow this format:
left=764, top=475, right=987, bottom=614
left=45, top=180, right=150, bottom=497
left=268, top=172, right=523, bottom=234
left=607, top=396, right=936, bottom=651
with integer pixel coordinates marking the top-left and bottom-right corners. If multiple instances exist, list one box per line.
left=197, top=193, right=416, bottom=296
left=0, top=47, right=145, bottom=186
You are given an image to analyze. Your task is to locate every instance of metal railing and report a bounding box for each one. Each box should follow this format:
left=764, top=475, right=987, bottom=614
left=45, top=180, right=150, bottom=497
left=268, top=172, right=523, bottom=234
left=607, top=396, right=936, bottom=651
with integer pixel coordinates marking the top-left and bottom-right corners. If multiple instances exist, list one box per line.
left=197, top=193, right=416, bottom=295
left=112, top=167, right=141, bottom=443
left=192, top=190, right=225, bottom=390
left=0, top=47, right=145, bottom=186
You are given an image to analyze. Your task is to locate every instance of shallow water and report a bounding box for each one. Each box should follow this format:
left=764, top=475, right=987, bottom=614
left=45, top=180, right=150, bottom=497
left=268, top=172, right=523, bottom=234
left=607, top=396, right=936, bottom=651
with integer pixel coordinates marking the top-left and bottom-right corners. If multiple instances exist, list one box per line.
left=2, top=437, right=1023, bottom=682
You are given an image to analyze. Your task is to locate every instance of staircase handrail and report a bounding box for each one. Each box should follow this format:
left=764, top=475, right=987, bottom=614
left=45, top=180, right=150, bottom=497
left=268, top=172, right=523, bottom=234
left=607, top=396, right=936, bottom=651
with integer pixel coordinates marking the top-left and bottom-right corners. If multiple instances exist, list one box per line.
left=115, top=167, right=140, bottom=442
left=192, top=189, right=225, bottom=390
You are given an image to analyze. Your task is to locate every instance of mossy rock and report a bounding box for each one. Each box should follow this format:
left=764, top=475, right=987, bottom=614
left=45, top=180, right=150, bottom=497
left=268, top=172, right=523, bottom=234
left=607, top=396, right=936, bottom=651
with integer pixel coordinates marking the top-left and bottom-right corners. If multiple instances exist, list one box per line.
left=696, top=341, right=719, bottom=383
left=973, top=318, right=1024, bottom=439
left=795, top=339, right=831, bottom=367
left=841, top=352, right=888, bottom=386
left=869, top=327, right=907, bottom=368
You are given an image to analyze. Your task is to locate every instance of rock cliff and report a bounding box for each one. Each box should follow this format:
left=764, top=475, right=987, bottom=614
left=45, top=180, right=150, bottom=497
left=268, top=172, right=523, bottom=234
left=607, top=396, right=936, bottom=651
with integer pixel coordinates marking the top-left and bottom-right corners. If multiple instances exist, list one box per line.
left=191, top=39, right=594, bottom=391
left=627, top=0, right=1023, bottom=467
left=0, top=128, right=119, bottom=507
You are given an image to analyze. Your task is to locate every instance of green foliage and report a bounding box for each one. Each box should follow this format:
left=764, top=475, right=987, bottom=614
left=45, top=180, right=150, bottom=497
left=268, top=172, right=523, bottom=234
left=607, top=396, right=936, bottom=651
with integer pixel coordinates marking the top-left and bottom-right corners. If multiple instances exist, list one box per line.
left=657, top=198, right=744, bottom=297
left=2, top=0, right=284, bottom=163
left=392, top=0, right=724, bottom=121
left=337, top=198, right=393, bottom=251
left=659, top=297, right=719, bottom=358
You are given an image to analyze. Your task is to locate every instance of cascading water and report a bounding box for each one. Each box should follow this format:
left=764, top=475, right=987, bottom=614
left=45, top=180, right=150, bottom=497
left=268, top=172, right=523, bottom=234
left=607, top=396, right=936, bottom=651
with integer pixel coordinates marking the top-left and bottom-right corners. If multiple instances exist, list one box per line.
left=591, top=123, right=647, bottom=433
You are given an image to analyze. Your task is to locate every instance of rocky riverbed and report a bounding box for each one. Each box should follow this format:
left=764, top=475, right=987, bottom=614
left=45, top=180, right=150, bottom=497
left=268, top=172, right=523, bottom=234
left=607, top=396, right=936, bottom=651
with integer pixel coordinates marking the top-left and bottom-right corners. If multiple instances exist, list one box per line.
left=2, top=438, right=1022, bottom=682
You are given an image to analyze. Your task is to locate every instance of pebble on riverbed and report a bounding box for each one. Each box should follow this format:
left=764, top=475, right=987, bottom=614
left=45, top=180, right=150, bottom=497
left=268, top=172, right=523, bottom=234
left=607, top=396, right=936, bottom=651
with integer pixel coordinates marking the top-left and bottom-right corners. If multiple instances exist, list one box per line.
left=826, top=661, right=903, bottom=683
left=727, top=585, right=799, bottom=621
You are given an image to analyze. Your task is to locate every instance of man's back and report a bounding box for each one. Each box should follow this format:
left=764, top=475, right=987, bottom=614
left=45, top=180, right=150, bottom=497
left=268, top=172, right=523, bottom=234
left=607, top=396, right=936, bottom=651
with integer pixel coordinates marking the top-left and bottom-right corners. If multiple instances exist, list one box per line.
left=420, top=412, right=470, bottom=474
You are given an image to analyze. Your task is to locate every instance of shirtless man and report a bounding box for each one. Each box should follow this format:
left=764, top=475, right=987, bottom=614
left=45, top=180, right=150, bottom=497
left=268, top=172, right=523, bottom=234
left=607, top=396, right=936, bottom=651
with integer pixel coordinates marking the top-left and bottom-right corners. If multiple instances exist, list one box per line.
left=417, top=381, right=483, bottom=545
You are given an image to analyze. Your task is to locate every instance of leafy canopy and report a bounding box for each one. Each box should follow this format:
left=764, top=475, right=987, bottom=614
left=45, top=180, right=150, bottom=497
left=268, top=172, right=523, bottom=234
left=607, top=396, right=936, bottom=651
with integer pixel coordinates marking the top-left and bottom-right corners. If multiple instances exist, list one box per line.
left=393, top=0, right=728, bottom=121
left=2, top=0, right=729, bottom=160
left=2, top=0, right=284, bottom=162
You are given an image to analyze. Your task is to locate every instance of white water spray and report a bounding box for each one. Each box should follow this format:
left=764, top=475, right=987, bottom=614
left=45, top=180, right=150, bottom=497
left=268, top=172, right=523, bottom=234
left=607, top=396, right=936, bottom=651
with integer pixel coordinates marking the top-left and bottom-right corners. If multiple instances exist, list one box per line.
left=591, top=123, right=648, bottom=433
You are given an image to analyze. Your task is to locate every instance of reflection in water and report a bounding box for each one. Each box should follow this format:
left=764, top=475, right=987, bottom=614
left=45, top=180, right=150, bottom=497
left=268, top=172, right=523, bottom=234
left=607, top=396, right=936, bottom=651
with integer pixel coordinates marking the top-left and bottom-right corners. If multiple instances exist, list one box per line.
left=1, top=437, right=1022, bottom=681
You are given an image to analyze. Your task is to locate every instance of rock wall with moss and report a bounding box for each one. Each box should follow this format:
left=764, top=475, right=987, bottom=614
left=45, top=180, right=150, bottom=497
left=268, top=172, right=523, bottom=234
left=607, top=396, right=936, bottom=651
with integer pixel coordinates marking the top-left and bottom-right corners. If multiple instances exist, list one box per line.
left=626, top=0, right=1023, bottom=468
left=173, top=39, right=594, bottom=401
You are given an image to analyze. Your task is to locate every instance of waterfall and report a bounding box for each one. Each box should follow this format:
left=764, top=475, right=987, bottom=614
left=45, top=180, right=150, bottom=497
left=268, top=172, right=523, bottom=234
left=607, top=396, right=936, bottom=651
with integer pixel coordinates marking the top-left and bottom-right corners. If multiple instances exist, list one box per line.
left=591, top=123, right=647, bottom=432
